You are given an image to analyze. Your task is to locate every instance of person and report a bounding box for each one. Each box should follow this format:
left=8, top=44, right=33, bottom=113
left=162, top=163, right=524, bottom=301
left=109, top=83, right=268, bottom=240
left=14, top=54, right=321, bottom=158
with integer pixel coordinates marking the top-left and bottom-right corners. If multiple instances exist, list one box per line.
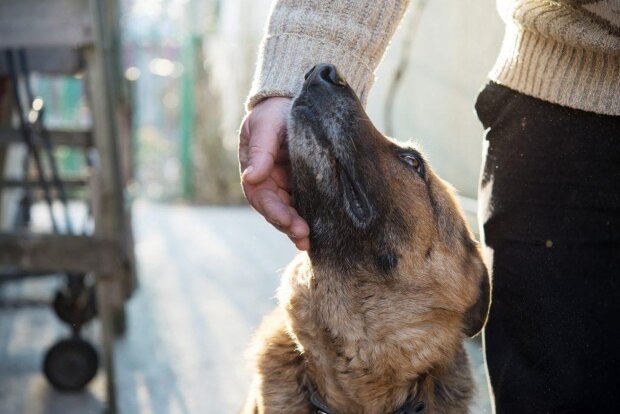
left=238, top=0, right=620, bottom=412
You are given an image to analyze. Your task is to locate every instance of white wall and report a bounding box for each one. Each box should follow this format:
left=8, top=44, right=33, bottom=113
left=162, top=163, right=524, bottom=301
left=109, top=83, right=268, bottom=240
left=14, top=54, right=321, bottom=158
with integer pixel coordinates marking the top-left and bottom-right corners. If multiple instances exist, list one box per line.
left=204, top=0, right=273, bottom=151
left=366, top=0, right=504, bottom=198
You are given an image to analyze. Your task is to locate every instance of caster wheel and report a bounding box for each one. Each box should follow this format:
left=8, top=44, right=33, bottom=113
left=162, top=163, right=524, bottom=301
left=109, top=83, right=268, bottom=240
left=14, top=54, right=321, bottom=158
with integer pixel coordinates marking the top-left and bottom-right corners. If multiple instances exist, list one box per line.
left=43, top=338, right=99, bottom=391
left=53, top=286, right=97, bottom=326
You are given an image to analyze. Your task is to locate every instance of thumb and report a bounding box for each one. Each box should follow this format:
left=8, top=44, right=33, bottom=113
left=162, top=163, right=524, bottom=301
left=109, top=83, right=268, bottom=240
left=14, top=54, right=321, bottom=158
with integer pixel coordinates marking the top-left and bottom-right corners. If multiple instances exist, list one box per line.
left=243, top=118, right=285, bottom=185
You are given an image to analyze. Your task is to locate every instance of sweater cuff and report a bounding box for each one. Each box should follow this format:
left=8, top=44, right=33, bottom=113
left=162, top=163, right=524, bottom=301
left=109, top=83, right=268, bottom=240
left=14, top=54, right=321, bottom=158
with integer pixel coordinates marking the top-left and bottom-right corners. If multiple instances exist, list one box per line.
left=245, top=33, right=375, bottom=111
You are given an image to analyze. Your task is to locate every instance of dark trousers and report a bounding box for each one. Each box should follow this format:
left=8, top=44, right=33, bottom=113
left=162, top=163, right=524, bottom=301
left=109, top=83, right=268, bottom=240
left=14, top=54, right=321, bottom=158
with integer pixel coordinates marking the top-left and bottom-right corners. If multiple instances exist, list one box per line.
left=475, top=82, right=620, bottom=413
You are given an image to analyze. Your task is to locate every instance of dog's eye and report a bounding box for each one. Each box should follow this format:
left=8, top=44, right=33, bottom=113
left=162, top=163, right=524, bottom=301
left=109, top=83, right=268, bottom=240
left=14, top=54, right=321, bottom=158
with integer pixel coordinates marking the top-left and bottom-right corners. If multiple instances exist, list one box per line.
left=400, top=153, right=423, bottom=173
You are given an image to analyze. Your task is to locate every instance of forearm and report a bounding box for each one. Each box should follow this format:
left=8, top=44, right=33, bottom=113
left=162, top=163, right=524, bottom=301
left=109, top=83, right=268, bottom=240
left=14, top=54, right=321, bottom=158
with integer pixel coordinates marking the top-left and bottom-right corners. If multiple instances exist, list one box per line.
left=246, top=0, right=410, bottom=110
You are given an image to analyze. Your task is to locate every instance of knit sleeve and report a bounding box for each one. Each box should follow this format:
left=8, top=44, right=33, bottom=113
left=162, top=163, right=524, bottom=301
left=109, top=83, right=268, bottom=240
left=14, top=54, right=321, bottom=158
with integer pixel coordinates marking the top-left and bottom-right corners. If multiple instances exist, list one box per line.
left=245, top=0, right=410, bottom=110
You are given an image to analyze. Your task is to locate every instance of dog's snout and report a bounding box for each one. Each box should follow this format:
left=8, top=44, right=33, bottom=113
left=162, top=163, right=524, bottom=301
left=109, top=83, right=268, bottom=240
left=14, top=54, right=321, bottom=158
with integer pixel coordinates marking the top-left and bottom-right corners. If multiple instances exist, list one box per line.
left=305, top=63, right=346, bottom=88
left=304, top=65, right=317, bottom=81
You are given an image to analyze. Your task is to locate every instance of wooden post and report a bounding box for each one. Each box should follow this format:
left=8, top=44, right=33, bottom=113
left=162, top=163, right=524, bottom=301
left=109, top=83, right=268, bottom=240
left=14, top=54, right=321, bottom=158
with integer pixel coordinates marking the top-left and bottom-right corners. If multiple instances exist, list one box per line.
left=86, top=0, right=128, bottom=411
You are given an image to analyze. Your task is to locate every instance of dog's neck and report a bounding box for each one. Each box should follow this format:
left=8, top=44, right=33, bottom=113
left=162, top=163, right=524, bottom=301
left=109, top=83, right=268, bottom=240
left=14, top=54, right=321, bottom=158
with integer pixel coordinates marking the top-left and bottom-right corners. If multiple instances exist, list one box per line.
left=280, top=254, right=461, bottom=413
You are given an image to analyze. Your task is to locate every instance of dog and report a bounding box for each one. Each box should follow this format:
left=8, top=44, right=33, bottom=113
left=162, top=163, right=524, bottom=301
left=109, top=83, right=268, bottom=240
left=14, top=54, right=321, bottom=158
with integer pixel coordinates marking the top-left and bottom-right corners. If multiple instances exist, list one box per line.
left=242, top=64, right=491, bottom=414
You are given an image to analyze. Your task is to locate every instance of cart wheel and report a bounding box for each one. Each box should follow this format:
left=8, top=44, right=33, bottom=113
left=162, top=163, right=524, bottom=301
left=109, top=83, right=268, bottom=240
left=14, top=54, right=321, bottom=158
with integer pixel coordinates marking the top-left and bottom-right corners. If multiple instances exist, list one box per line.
left=43, top=338, right=99, bottom=391
left=52, top=286, right=97, bottom=326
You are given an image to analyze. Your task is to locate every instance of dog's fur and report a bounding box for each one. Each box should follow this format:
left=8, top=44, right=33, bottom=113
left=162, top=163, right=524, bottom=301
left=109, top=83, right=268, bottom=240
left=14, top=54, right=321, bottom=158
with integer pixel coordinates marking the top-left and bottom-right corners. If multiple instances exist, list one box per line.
left=242, top=64, right=491, bottom=414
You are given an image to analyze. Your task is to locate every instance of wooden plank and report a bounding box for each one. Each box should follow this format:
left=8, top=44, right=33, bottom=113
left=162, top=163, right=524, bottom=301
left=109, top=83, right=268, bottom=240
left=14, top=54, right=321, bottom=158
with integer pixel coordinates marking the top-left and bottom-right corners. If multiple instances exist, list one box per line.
left=0, top=47, right=83, bottom=75
left=0, top=0, right=93, bottom=48
left=0, top=178, right=88, bottom=189
left=0, top=128, right=93, bottom=148
left=0, top=232, right=122, bottom=274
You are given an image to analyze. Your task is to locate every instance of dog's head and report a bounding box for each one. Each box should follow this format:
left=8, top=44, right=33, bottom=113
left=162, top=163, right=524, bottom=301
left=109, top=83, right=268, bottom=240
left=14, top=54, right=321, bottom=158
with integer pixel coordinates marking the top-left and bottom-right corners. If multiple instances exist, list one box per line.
left=288, top=64, right=490, bottom=337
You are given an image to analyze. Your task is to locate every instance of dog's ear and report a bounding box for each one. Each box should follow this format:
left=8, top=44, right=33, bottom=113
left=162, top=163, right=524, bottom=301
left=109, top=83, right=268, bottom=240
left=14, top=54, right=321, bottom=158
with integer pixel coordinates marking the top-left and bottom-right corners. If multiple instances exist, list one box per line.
left=462, top=252, right=491, bottom=338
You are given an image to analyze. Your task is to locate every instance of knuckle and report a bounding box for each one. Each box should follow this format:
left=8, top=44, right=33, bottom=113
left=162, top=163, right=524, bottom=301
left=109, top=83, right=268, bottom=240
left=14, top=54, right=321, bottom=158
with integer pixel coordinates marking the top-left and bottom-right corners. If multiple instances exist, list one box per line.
left=248, top=144, right=275, bottom=157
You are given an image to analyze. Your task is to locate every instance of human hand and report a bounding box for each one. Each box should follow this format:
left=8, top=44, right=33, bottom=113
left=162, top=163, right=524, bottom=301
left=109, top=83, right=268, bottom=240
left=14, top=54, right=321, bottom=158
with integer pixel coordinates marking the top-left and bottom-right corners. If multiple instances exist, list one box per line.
left=239, top=97, right=310, bottom=250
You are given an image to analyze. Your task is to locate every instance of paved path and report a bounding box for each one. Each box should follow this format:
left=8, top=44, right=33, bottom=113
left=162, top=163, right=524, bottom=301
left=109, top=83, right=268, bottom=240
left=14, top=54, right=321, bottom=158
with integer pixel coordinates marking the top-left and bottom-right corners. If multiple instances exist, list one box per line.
left=0, top=202, right=491, bottom=413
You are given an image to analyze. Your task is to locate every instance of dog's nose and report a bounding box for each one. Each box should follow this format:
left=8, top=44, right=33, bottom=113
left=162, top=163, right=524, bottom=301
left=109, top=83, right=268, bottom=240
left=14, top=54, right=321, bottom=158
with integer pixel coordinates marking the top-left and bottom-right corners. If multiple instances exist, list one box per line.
left=305, top=63, right=347, bottom=87
left=304, top=65, right=317, bottom=81
left=317, top=64, right=346, bottom=86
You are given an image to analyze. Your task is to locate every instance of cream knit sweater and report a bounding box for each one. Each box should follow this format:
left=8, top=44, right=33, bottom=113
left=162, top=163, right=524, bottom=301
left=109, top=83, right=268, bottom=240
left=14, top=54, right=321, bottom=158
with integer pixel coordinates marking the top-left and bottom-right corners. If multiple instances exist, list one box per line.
left=247, top=0, right=620, bottom=116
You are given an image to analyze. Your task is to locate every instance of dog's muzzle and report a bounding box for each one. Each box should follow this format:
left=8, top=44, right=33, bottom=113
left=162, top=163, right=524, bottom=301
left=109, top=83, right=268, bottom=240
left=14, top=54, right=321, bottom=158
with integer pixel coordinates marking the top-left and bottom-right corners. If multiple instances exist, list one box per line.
left=303, top=63, right=347, bottom=90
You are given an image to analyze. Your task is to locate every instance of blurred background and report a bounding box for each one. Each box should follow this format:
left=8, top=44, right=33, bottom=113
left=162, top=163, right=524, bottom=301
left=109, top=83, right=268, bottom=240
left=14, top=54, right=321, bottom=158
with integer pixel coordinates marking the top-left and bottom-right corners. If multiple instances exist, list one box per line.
left=0, top=0, right=503, bottom=412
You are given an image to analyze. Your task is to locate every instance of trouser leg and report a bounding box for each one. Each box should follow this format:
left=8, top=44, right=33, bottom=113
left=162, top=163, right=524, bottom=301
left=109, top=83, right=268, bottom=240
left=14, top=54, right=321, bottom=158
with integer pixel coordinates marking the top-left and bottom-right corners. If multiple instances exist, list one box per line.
left=475, top=82, right=620, bottom=413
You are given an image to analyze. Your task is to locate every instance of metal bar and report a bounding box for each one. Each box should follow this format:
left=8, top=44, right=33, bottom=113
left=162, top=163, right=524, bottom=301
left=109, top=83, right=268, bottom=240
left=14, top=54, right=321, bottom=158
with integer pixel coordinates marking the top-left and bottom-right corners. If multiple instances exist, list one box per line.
left=17, top=130, right=33, bottom=229
left=4, top=49, right=59, bottom=233
left=18, top=49, right=74, bottom=233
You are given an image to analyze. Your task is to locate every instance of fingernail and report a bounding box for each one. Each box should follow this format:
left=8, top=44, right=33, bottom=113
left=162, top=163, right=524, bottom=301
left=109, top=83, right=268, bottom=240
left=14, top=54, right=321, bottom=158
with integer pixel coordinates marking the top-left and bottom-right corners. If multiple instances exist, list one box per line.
left=243, top=166, right=254, bottom=176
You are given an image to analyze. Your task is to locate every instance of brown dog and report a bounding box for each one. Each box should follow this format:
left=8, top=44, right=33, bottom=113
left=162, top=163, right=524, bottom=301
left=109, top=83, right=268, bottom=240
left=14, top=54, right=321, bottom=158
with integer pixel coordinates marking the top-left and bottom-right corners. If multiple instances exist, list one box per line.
left=243, top=64, right=491, bottom=414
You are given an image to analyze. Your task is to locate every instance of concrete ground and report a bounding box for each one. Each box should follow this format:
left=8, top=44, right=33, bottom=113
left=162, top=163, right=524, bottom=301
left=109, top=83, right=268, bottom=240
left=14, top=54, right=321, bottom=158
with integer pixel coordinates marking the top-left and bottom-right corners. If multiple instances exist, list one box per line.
left=0, top=201, right=492, bottom=413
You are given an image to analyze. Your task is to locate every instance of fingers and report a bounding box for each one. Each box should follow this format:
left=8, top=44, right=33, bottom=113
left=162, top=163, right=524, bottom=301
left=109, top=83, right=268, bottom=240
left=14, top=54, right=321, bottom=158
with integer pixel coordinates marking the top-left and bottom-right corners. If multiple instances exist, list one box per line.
left=275, top=137, right=291, bottom=164
left=239, top=109, right=279, bottom=182
left=252, top=188, right=293, bottom=228
left=238, top=97, right=309, bottom=249
left=243, top=141, right=278, bottom=184
left=271, top=164, right=291, bottom=192
left=245, top=183, right=310, bottom=250
left=250, top=188, right=308, bottom=238
left=291, top=236, right=310, bottom=251
left=288, top=216, right=310, bottom=251
left=277, top=188, right=291, bottom=206
left=238, top=115, right=251, bottom=170
left=240, top=98, right=291, bottom=185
